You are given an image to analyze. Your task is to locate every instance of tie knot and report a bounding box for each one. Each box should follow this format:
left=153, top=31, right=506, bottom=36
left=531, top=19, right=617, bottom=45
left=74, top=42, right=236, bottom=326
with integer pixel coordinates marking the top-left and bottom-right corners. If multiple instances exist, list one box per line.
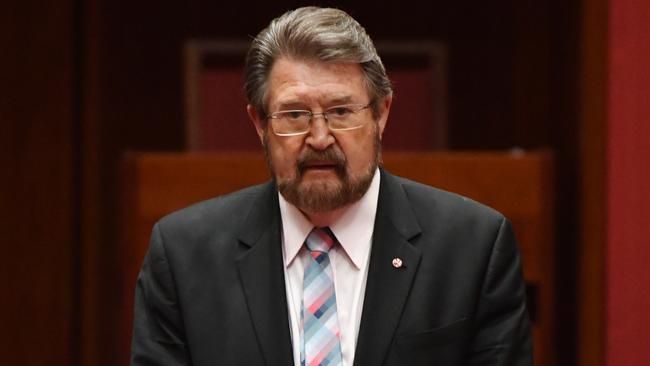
left=305, top=227, right=336, bottom=253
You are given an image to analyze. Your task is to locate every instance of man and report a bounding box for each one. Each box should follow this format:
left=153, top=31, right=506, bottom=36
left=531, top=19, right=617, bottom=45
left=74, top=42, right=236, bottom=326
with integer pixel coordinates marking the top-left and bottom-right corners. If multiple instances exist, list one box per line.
left=131, top=6, right=532, bottom=366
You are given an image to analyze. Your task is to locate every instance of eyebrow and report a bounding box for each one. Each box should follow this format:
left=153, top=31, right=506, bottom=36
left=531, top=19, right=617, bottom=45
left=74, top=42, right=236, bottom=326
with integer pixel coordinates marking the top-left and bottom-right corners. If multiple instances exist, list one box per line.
left=276, top=101, right=309, bottom=111
left=275, top=96, right=355, bottom=111
left=326, top=96, right=354, bottom=105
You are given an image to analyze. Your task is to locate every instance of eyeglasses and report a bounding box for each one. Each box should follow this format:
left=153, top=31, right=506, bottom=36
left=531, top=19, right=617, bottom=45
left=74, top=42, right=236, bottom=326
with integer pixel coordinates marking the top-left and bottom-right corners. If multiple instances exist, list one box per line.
left=266, top=102, right=372, bottom=137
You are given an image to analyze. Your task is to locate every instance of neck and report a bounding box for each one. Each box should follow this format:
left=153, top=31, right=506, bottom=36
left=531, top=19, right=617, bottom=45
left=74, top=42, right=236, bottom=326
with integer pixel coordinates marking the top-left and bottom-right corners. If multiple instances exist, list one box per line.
left=301, top=205, right=349, bottom=227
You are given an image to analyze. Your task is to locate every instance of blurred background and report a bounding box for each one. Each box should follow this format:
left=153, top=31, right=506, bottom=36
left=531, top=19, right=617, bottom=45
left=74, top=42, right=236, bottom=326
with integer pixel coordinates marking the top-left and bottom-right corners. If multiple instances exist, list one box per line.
left=1, top=0, right=648, bottom=365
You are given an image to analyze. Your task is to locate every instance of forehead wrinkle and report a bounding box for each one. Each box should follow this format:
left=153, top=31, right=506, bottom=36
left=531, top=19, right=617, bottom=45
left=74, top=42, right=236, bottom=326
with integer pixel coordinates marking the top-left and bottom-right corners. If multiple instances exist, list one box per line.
left=326, top=95, right=354, bottom=105
left=266, top=58, right=368, bottom=112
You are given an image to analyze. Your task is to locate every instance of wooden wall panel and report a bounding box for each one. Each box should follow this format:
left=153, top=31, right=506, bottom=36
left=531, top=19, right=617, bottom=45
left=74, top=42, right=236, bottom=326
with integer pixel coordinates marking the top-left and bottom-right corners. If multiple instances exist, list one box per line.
left=0, top=1, right=77, bottom=365
left=120, top=151, right=554, bottom=366
left=606, top=0, right=650, bottom=364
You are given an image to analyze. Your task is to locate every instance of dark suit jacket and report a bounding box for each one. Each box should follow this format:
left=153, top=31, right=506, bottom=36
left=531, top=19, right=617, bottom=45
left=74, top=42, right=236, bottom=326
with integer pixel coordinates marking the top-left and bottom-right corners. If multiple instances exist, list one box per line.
left=131, top=170, right=532, bottom=365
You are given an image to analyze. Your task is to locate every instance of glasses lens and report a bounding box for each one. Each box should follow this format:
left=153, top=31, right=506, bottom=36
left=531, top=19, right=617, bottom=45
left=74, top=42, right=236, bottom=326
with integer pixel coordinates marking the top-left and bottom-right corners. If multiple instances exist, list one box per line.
left=269, top=104, right=370, bottom=136
left=271, top=111, right=310, bottom=135
left=327, top=104, right=368, bottom=130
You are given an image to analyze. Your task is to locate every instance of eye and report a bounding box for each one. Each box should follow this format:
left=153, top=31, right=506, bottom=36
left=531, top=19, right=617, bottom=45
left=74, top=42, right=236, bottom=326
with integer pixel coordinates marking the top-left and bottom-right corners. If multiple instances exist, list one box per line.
left=282, top=110, right=308, bottom=120
left=327, top=106, right=353, bottom=117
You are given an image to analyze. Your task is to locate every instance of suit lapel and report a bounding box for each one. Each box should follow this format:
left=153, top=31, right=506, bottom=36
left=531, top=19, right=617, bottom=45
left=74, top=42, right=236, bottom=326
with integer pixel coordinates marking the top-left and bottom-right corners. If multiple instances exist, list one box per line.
left=235, top=183, right=294, bottom=366
left=354, top=170, right=423, bottom=366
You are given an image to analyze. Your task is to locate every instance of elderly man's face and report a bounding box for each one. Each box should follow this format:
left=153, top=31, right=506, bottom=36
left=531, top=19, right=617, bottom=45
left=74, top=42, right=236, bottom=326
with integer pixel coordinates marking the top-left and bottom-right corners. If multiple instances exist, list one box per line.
left=248, top=58, right=391, bottom=214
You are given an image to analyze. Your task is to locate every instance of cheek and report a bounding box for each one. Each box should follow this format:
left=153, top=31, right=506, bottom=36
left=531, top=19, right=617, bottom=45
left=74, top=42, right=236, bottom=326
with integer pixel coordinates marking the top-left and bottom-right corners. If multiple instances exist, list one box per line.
left=267, top=138, right=302, bottom=176
left=340, top=131, right=377, bottom=171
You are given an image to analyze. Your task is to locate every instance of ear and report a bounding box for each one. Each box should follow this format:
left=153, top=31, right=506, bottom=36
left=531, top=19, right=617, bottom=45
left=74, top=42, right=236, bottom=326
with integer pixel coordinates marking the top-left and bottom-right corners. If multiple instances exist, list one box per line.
left=376, top=94, right=392, bottom=139
left=247, top=104, right=266, bottom=144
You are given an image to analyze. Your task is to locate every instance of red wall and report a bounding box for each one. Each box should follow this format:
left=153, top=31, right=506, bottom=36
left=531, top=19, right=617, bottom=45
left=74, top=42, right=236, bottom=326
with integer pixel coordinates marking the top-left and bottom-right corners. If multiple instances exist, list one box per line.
left=606, top=0, right=650, bottom=364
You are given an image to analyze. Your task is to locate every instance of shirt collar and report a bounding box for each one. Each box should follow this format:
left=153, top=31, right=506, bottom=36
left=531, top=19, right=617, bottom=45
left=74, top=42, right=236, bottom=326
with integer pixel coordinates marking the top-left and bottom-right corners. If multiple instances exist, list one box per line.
left=279, top=168, right=381, bottom=269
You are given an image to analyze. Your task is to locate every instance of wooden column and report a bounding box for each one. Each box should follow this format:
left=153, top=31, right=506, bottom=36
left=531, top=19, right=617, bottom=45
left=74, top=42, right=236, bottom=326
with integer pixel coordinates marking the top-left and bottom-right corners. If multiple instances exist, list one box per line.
left=577, top=0, right=608, bottom=364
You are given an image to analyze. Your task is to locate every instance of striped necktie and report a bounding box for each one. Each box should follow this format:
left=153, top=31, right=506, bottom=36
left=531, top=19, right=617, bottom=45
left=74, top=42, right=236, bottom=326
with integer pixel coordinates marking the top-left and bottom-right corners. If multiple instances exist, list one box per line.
left=301, top=227, right=342, bottom=366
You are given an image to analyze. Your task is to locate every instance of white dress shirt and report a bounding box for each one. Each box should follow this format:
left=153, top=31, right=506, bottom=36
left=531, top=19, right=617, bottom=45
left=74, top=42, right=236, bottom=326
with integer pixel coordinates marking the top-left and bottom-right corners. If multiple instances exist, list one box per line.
left=279, top=168, right=380, bottom=366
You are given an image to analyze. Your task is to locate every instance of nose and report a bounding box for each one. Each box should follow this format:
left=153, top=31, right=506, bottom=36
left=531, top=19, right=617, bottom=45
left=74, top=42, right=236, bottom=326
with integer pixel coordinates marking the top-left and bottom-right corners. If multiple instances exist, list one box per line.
left=304, top=114, right=335, bottom=150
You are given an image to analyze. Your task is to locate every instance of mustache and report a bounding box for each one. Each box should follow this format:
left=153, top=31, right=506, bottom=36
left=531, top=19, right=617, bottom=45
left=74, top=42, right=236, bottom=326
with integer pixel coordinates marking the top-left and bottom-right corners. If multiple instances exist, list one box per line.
left=296, top=147, right=347, bottom=176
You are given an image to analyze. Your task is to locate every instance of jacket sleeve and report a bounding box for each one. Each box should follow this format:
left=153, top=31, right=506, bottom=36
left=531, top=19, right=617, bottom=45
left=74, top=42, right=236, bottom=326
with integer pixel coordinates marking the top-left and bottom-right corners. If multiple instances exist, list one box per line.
left=467, top=217, right=534, bottom=365
left=131, top=223, right=192, bottom=366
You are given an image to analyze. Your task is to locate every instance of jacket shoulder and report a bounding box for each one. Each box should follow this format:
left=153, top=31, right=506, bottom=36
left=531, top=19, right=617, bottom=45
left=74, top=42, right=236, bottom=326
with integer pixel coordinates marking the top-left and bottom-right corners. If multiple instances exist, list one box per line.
left=390, top=173, right=505, bottom=224
left=155, top=181, right=274, bottom=239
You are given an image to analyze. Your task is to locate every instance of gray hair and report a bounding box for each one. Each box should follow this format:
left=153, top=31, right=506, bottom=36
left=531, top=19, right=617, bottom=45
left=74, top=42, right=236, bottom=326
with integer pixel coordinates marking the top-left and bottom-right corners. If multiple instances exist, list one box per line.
left=244, top=6, right=392, bottom=120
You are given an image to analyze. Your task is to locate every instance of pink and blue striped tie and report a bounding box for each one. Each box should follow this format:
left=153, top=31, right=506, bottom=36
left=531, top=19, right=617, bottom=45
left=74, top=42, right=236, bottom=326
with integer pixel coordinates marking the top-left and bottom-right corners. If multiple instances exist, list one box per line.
left=301, top=227, right=342, bottom=366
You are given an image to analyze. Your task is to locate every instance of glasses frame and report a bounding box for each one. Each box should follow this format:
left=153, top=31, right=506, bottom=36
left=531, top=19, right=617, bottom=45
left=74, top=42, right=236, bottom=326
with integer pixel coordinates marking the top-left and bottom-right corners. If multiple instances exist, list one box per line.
left=266, top=102, right=373, bottom=137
